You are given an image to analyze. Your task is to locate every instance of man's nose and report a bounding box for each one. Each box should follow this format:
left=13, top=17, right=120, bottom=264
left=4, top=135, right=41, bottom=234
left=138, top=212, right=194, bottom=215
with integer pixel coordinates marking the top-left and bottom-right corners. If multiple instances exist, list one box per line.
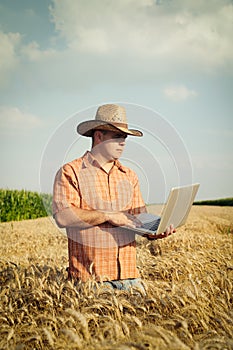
left=119, top=138, right=126, bottom=145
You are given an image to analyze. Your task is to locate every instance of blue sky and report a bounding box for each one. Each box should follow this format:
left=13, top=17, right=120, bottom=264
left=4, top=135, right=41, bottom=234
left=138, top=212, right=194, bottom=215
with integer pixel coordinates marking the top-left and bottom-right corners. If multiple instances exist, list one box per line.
left=0, top=0, right=233, bottom=202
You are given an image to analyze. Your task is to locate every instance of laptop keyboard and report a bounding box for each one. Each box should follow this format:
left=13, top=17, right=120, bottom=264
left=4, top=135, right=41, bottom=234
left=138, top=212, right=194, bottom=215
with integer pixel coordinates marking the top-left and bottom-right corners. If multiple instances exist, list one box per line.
left=142, top=218, right=161, bottom=232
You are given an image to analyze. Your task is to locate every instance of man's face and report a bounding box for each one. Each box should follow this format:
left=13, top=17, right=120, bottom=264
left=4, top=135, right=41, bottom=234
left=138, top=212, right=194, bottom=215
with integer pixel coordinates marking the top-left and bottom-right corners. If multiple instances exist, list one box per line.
left=95, top=130, right=128, bottom=160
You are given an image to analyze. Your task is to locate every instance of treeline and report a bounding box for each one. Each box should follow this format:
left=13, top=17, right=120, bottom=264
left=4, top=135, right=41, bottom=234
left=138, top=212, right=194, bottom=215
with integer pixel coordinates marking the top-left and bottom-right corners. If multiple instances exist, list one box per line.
left=194, top=197, right=233, bottom=207
left=0, top=189, right=52, bottom=222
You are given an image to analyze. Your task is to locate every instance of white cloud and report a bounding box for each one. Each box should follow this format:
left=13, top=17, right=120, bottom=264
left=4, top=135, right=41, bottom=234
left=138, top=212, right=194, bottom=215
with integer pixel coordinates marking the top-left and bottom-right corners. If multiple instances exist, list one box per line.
left=20, top=41, right=57, bottom=62
left=49, top=0, right=233, bottom=71
left=1, top=0, right=233, bottom=92
left=0, top=106, right=43, bottom=133
left=0, top=30, right=57, bottom=88
left=0, top=31, right=21, bottom=83
left=163, top=85, right=197, bottom=102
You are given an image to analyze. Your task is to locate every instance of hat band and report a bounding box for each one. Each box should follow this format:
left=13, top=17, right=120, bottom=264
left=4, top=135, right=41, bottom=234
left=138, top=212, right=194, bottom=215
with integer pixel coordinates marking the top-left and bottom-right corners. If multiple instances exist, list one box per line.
left=96, top=120, right=128, bottom=129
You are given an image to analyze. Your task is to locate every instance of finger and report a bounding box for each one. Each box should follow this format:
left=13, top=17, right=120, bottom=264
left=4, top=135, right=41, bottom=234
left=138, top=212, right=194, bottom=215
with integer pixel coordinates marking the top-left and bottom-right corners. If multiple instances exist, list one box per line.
left=134, top=219, right=142, bottom=227
left=127, top=217, right=140, bottom=228
left=126, top=220, right=136, bottom=228
left=127, top=216, right=142, bottom=227
left=127, top=214, right=142, bottom=227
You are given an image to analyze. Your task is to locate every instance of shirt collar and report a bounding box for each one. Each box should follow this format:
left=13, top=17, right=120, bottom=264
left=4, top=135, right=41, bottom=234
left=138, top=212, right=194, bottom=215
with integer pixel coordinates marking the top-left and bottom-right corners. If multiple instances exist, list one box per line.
left=82, top=151, right=126, bottom=173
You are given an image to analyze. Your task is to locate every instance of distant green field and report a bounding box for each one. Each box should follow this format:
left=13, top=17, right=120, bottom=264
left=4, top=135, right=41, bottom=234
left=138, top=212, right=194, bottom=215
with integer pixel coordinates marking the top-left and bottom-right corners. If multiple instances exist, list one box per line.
left=0, top=189, right=52, bottom=222
left=194, top=197, right=233, bottom=206
left=0, top=189, right=232, bottom=223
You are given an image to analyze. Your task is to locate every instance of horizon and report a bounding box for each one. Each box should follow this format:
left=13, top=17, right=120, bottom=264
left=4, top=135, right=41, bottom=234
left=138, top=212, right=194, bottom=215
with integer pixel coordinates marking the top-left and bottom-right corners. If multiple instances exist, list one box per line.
left=1, top=187, right=233, bottom=204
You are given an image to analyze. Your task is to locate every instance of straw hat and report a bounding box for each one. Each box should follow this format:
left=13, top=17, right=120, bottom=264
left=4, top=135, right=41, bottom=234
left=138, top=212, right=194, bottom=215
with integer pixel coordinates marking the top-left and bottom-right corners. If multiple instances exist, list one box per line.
left=77, top=104, right=143, bottom=137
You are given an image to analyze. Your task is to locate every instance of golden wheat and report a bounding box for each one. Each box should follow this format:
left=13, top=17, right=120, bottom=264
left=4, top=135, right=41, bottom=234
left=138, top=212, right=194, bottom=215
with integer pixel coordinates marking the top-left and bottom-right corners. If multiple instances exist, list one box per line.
left=0, top=206, right=232, bottom=349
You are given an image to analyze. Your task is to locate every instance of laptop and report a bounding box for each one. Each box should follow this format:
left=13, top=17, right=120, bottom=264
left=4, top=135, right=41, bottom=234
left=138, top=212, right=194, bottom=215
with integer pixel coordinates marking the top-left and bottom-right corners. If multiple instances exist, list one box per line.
left=125, top=183, right=200, bottom=236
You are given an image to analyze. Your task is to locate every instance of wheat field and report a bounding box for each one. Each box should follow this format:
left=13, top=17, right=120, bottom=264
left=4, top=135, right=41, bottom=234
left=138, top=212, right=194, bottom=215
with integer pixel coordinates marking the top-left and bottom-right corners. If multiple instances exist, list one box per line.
left=0, top=206, right=232, bottom=350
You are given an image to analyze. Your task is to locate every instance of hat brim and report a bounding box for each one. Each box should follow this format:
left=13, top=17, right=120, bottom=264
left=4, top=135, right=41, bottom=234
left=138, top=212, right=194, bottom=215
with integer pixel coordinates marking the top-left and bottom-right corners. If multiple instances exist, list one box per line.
left=77, top=120, right=143, bottom=137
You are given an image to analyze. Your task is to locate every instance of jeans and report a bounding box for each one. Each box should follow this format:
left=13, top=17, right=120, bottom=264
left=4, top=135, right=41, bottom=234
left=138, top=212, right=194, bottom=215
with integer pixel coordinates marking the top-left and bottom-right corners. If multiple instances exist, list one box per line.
left=102, top=278, right=146, bottom=295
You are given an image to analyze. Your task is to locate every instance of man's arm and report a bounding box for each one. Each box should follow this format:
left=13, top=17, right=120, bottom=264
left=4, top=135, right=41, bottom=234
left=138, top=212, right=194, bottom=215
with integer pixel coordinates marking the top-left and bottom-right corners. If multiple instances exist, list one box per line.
left=54, top=206, right=142, bottom=229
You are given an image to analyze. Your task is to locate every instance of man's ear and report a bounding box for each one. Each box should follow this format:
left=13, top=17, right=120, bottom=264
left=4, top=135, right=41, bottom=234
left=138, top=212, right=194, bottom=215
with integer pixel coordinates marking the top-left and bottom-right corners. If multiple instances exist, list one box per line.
left=93, top=130, right=103, bottom=144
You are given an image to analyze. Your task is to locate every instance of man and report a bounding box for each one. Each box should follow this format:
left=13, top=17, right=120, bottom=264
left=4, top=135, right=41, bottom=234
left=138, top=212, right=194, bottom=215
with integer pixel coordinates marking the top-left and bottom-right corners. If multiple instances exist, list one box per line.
left=53, top=104, right=174, bottom=292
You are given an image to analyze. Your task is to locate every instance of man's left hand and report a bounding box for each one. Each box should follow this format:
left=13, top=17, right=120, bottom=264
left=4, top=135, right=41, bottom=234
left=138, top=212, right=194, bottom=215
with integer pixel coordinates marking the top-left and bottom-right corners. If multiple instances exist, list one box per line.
left=143, top=224, right=176, bottom=240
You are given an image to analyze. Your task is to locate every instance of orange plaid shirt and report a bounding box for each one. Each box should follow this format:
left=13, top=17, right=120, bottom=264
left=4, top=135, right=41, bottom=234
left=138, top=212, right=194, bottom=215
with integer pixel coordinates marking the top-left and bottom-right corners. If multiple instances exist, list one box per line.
left=53, top=151, right=146, bottom=282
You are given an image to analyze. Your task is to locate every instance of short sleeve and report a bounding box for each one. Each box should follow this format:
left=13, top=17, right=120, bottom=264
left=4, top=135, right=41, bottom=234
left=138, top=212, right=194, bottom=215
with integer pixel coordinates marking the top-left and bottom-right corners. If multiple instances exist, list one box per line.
left=52, top=163, right=81, bottom=216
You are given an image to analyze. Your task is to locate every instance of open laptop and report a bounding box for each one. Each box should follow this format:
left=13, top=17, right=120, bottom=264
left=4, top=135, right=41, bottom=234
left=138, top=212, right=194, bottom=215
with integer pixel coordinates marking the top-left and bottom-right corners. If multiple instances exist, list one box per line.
left=125, top=183, right=200, bottom=236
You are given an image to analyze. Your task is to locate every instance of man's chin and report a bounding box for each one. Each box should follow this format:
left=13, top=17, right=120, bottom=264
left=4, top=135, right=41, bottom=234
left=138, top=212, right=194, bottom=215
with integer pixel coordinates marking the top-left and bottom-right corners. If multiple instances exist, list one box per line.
left=107, top=153, right=121, bottom=161
left=106, top=156, right=118, bottom=162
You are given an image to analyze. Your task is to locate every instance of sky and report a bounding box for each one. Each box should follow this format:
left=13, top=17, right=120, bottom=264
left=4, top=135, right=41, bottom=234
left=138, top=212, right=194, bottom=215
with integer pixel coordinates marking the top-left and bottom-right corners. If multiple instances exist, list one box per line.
left=0, top=0, right=233, bottom=203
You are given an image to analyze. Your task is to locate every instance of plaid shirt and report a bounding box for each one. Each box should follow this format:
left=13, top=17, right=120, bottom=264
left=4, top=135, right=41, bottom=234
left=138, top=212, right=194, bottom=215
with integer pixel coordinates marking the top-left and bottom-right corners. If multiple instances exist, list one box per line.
left=53, top=151, right=146, bottom=282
